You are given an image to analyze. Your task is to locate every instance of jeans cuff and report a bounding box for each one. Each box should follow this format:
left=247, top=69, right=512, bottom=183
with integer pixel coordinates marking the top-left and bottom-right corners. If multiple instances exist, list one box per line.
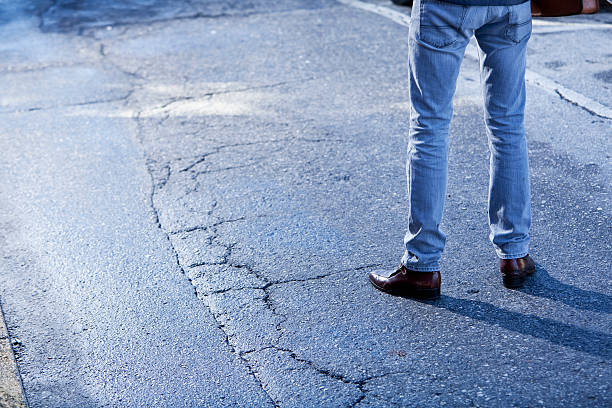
left=496, top=250, right=529, bottom=260
left=401, top=252, right=441, bottom=272
left=401, top=264, right=441, bottom=272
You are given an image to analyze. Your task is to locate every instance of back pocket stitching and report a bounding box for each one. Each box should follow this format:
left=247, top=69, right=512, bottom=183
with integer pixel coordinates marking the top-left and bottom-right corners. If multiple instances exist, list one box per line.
left=505, top=7, right=532, bottom=44
left=418, top=2, right=467, bottom=48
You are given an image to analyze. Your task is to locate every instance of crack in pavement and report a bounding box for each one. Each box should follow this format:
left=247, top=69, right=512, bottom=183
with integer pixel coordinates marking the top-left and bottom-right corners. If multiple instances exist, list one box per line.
left=83, top=8, right=435, bottom=405
left=175, top=135, right=349, bottom=175
left=202, top=263, right=383, bottom=296
left=130, top=96, right=393, bottom=403
left=241, top=345, right=416, bottom=407
left=135, top=115, right=278, bottom=407
left=168, top=217, right=248, bottom=235
left=178, top=140, right=287, bottom=173
left=72, top=89, right=136, bottom=107
left=161, top=79, right=313, bottom=110
left=139, top=77, right=315, bottom=128
left=127, top=71, right=297, bottom=403
left=140, top=144, right=390, bottom=403
left=0, top=90, right=135, bottom=114
left=0, top=44, right=144, bottom=115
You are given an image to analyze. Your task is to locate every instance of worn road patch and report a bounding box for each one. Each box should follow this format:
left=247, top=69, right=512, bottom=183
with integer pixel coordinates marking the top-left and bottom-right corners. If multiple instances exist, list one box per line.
left=0, top=301, right=26, bottom=408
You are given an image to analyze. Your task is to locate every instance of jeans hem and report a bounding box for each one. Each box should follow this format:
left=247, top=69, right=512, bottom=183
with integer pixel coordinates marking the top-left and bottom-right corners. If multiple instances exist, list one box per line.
left=496, top=250, right=528, bottom=260
left=400, top=262, right=440, bottom=272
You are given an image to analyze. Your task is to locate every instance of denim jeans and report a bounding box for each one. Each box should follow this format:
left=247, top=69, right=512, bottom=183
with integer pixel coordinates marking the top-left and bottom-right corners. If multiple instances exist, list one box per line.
left=402, top=0, right=532, bottom=272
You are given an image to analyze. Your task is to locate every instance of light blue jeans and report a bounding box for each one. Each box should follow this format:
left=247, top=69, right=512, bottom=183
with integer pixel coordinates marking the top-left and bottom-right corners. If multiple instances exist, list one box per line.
left=402, top=0, right=532, bottom=272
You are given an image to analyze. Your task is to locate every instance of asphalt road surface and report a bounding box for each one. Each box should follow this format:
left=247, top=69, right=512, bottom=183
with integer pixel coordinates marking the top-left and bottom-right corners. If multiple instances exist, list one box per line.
left=0, top=0, right=610, bottom=406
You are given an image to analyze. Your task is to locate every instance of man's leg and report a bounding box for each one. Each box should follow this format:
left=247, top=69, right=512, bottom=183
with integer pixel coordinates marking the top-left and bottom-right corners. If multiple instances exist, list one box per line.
left=475, top=3, right=532, bottom=262
left=369, top=1, right=473, bottom=298
left=402, top=0, right=471, bottom=272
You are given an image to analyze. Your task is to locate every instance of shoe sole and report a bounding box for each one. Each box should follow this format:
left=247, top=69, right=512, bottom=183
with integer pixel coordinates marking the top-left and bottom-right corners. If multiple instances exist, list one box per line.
left=369, top=279, right=441, bottom=299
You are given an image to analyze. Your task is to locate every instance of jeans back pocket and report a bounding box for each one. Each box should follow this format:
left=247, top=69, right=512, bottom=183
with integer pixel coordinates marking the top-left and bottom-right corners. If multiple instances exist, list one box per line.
left=417, top=0, right=467, bottom=48
left=505, top=2, right=532, bottom=44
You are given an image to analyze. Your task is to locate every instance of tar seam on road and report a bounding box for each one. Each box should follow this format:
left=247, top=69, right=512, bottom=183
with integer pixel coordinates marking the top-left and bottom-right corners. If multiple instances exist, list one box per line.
left=0, top=298, right=28, bottom=408
left=336, top=0, right=612, bottom=120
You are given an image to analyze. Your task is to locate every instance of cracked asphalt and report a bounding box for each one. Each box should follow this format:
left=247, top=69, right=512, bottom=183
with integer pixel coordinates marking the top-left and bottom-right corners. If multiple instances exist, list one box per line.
left=0, top=0, right=611, bottom=406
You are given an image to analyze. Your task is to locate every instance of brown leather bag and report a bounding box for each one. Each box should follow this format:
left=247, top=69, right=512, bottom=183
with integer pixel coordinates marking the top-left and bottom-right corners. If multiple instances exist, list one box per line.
left=531, top=0, right=600, bottom=16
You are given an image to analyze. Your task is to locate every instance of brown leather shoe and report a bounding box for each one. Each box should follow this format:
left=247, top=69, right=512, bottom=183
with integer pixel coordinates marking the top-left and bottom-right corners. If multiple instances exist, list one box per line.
left=369, top=265, right=441, bottom=299
left=500, top=254, right=535, bottom=288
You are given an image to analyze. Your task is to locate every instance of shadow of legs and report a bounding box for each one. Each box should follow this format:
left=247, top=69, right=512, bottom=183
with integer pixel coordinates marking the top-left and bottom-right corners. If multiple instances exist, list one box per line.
left=421, top=295, right=611, bottom=359
left=518, top=263, right=612, bottom=314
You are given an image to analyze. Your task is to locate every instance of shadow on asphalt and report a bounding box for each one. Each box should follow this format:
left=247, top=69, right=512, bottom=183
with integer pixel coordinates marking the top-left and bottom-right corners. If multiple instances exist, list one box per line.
left=420, top=293, right=611, bottom=359
left=519, top=264, right=612, bottom=315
